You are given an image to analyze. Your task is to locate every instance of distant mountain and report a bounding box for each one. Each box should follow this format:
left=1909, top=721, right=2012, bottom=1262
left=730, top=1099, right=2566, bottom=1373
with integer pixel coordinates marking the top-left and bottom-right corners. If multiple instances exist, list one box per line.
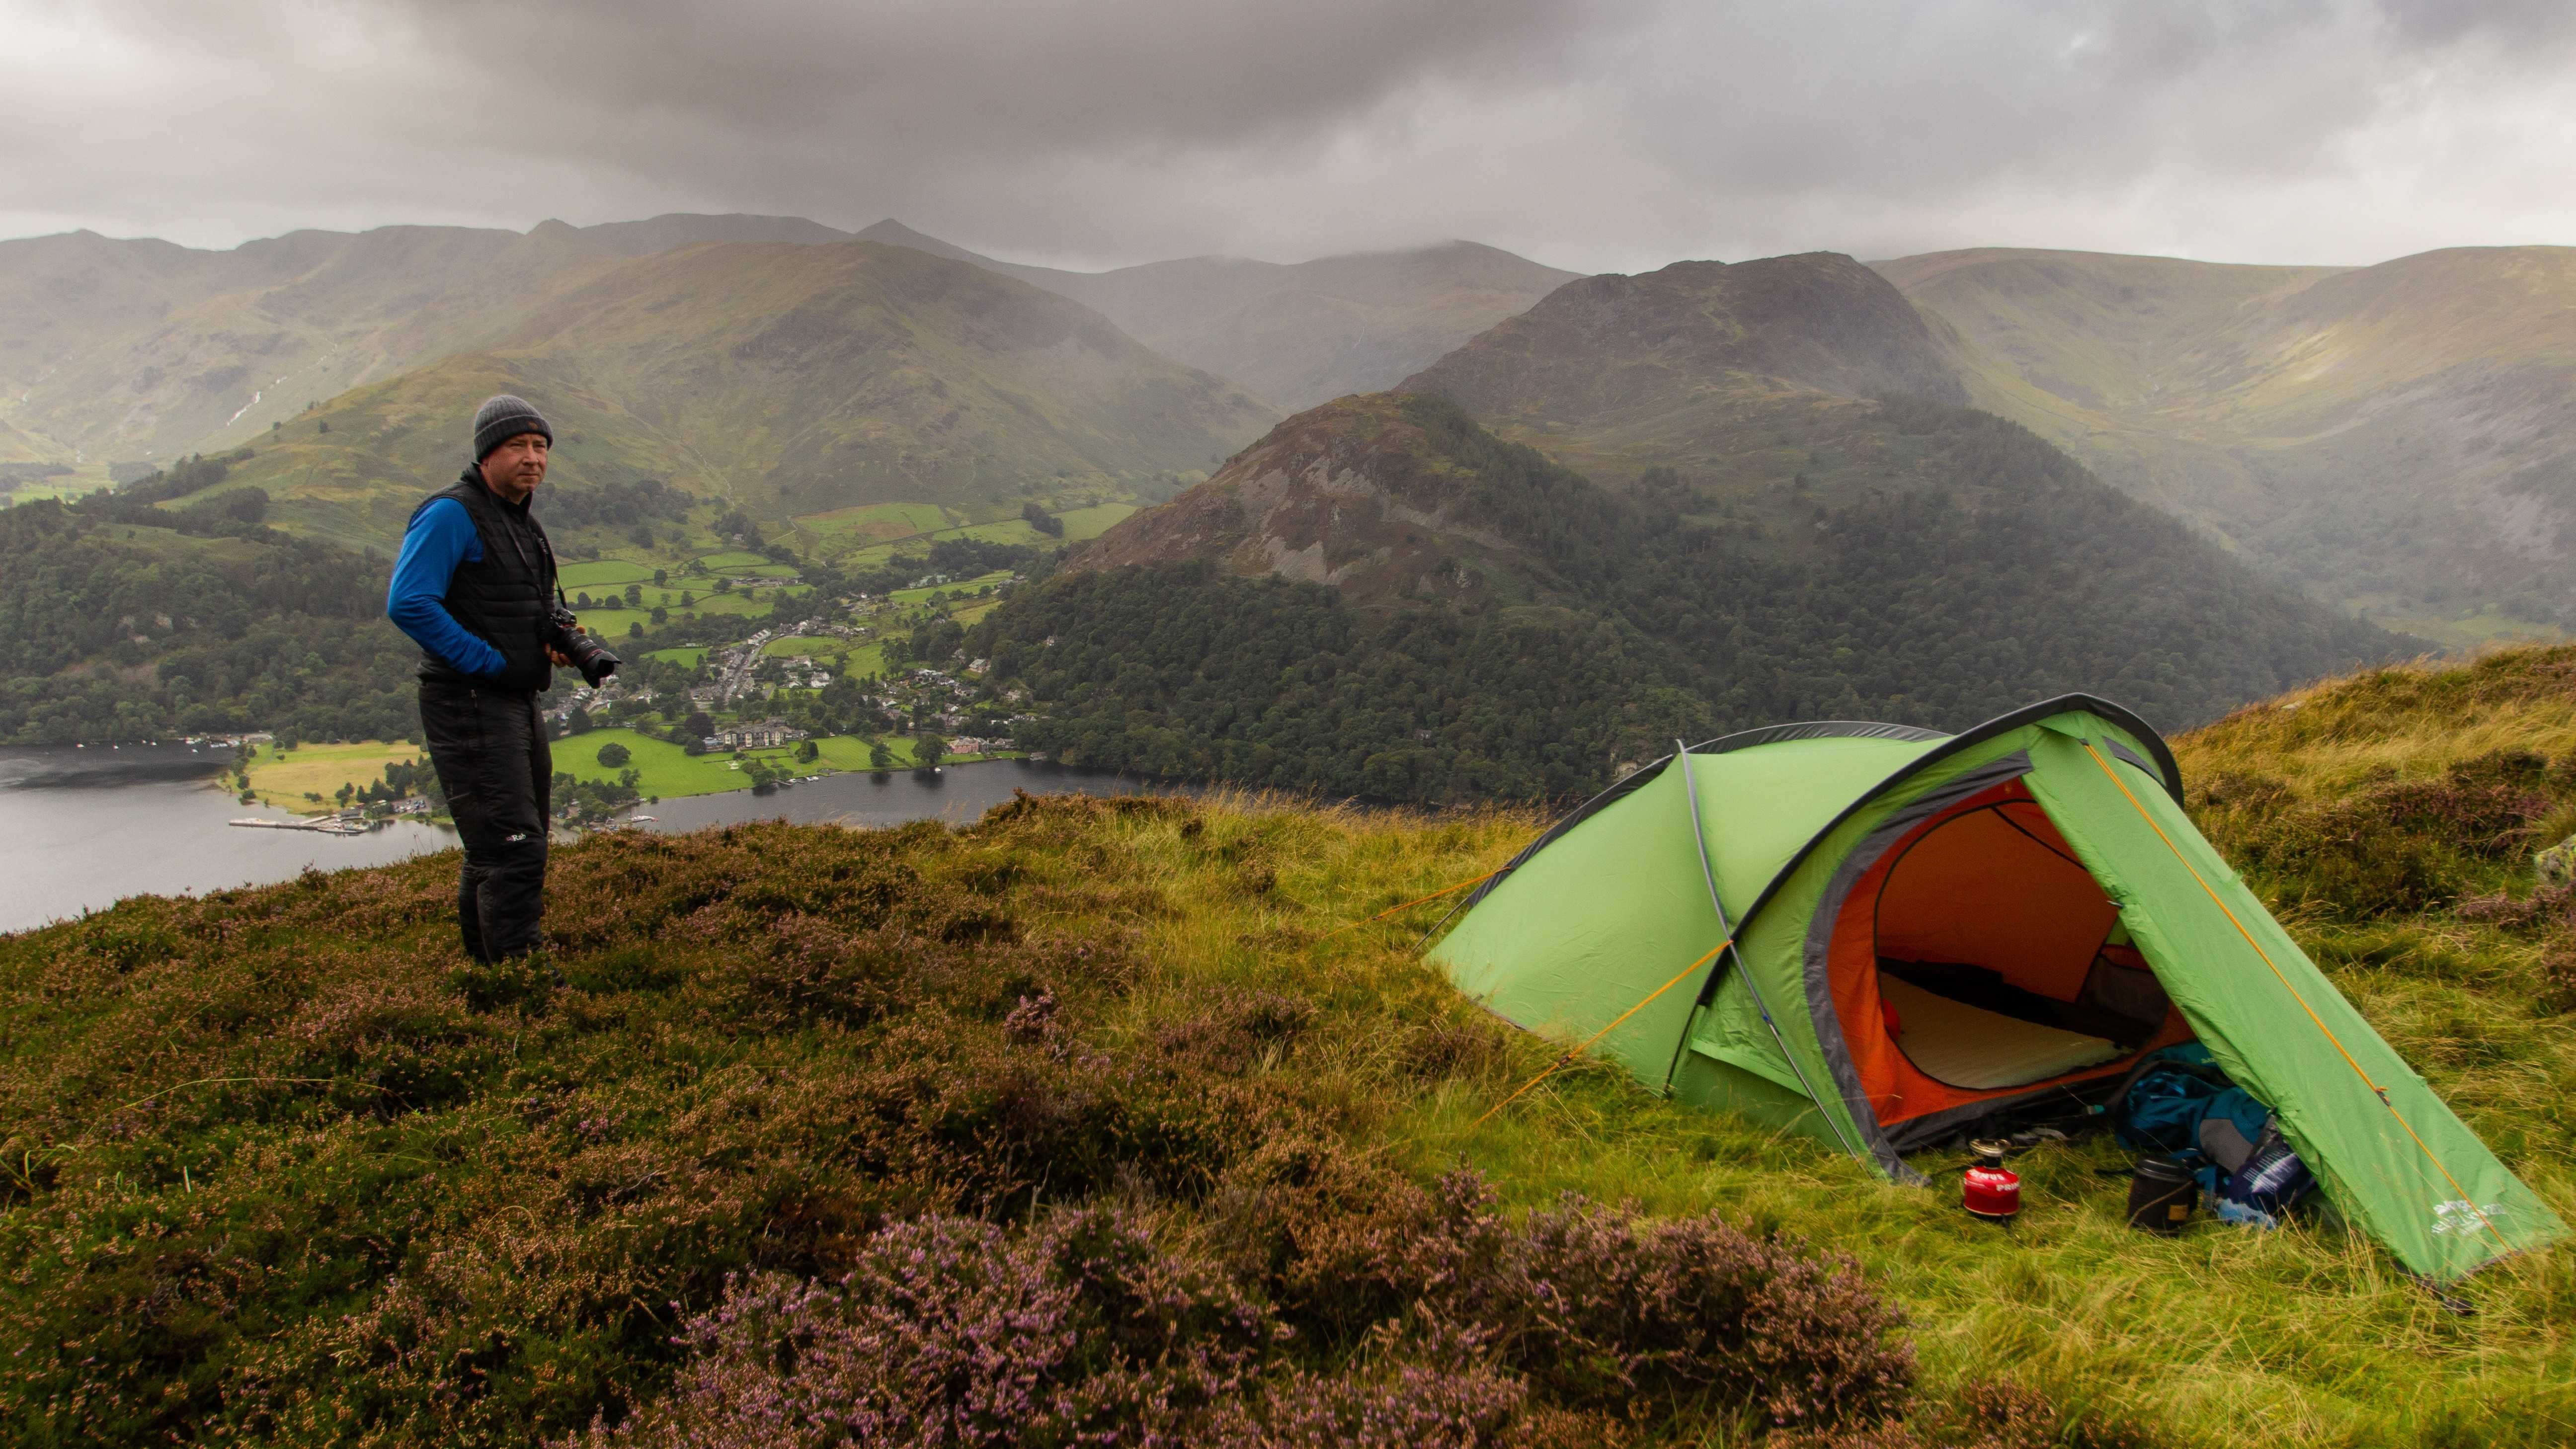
left=224, top=240, right=1276, bottom=550
left=1878, top=245, right=2576, bottom=637
left=0, top=222, right=628, bottom=465
left=578, top=213, right=852, bottom=257
left=998, top=390, right=2400, bottom=800
left=856, top=220, right=1577, bottom=411
left=1399, top=251, right=1965, bottom=482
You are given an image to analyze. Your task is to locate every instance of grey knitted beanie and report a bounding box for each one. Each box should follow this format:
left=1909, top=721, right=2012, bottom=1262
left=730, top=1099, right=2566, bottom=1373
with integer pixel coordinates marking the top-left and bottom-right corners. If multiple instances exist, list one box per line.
left=471, top=394, right=553, bottom=462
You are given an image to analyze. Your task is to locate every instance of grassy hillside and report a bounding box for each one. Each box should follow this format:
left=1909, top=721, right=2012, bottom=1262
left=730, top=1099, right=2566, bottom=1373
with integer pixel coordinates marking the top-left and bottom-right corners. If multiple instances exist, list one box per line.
left=1878, top=246, right=2576, bottom=640
left=0, top=224, right=633, bottom=468
left=225, top=240, right=1276, bottom=553
left=859, top=220, right=1579, bottom=412
left=1, top=647, right=2571, bottom=1445
left=0, top=216, right=883, bottom=471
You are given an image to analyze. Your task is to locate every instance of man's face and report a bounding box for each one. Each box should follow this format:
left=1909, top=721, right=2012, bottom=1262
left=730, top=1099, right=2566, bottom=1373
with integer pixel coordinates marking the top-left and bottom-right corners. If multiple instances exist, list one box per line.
left=479, top=432, right=550, bottom=502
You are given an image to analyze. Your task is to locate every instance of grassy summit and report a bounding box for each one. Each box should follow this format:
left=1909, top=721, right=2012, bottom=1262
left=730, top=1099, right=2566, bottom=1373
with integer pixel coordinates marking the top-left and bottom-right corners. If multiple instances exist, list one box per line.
left=0, top=651, right=2571, bottom=1446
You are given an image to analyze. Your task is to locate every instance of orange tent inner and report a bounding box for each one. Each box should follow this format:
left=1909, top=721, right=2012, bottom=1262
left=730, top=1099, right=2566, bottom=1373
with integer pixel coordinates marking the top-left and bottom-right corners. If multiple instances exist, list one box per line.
left=1825, top=779, right=2192, bottom=1127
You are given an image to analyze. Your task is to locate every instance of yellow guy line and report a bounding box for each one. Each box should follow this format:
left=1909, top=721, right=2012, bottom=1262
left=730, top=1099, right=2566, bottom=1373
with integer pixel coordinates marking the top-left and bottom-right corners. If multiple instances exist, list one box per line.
left=2079, top=740, right=2514, bottom=1259
left=1465, top=936, right=1733, bottom=1132
left=1316, top=869, right=1500, bottom=941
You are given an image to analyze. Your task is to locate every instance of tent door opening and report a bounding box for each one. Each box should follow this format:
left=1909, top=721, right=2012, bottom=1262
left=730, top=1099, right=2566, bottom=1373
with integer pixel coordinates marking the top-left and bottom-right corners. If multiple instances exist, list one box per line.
left=1827, top=778, right=2187, bottom=1131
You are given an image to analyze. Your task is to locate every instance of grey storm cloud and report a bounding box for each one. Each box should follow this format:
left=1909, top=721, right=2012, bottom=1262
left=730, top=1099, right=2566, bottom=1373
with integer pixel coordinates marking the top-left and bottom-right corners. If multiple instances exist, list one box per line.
left=4, top=0, right=2574, bottom=270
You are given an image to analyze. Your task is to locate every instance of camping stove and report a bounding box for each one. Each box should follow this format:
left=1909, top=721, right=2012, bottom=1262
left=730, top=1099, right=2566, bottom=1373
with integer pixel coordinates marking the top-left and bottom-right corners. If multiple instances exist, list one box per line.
left=1961, top=1139, right=2021, bottom=1223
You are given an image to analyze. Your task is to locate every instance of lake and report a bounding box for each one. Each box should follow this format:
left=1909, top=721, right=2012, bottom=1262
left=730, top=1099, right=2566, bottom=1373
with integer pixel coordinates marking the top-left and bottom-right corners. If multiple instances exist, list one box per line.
left=0, top=744, right=1193, bottom=935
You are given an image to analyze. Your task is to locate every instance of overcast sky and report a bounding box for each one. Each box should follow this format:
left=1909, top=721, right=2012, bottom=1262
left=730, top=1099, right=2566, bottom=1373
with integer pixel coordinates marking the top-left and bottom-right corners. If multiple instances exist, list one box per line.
left=6, top=0, right=2574, bottom=272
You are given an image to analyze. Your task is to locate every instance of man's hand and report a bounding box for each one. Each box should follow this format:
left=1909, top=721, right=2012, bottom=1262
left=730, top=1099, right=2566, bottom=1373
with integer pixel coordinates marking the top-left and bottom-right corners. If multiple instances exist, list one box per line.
left=547, top=622, right=584, bottom=667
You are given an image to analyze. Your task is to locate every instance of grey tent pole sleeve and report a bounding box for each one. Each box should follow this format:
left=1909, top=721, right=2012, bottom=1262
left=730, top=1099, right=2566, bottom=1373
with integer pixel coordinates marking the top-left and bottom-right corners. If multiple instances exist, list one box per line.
left=1673, top=738, right=1864, bottom=1157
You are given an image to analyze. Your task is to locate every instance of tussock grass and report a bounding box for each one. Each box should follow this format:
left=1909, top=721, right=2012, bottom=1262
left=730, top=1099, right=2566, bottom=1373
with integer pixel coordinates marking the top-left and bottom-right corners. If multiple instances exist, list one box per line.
left=2, top=653, right=2573, bottom=1445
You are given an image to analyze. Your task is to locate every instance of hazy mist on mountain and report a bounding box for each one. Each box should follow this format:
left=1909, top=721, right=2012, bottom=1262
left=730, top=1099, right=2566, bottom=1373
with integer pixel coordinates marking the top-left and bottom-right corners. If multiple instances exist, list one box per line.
left=1880, top=245, right=2576, bottom=636
left=855, top=220, right=1576, bottom=411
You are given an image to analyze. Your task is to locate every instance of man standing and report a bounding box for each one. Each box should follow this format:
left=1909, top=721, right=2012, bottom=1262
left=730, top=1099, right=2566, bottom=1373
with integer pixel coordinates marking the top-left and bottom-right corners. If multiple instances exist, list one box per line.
left=386, top=395, right=570, bottom=963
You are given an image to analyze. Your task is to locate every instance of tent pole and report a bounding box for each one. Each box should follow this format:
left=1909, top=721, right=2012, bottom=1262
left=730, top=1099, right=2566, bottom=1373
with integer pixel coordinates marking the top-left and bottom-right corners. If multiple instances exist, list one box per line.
left=1673, top=739, right=1864, bottom=1159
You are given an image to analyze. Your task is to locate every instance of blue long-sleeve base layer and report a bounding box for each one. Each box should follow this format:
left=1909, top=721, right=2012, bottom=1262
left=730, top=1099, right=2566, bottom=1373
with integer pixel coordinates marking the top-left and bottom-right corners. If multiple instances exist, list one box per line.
left=386, top=497, right=507, bottom=677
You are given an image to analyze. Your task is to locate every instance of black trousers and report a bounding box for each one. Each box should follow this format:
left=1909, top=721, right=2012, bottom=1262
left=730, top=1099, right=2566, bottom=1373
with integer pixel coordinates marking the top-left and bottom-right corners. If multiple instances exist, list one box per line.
left=419, top=681, right=551, bottom=962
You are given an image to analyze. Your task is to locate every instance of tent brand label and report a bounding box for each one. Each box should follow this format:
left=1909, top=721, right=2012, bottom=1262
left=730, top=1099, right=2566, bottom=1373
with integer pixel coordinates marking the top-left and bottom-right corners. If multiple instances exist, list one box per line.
left=2430, top=1200, right=2507, bottom=1236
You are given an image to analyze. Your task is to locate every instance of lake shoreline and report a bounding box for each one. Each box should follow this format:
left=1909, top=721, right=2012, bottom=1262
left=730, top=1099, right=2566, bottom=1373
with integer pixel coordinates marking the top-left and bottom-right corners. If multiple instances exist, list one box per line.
left=0, top=748, right=1205, bottom=934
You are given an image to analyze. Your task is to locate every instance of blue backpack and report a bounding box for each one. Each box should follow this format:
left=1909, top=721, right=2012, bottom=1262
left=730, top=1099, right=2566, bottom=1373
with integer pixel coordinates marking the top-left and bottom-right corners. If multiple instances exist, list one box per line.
left=2113, top=1045, right=2315, bottom=1226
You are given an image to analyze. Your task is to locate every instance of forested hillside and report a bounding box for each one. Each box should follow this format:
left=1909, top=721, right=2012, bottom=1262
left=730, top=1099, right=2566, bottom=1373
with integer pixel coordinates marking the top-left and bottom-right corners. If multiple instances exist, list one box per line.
left=977, top=396, right=2400, bottom=802
left=0, top=488, right=417, bottom=744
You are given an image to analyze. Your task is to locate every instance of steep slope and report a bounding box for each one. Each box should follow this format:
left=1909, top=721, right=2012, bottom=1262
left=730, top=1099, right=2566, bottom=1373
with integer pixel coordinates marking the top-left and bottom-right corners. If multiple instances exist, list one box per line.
left=857, top=219, right=1577, bottom=411
left=1881, top=245, right=2576, bottom=637
left=986, top=393, right=2400, bottom=801
left=1399, top=252, right=1965, bottom=483
left=227, top=240, right=1277, bottom=550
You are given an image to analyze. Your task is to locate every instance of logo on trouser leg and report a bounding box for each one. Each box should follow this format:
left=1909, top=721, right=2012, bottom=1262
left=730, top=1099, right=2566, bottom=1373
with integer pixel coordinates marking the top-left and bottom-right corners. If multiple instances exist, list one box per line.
left=503, top=832, right=530, bottom=842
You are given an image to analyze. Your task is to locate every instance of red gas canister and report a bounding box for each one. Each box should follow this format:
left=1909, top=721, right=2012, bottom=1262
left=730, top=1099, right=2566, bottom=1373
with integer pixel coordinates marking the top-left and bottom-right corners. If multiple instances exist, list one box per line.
left=1962, top=1139, right=2021, bottom=1223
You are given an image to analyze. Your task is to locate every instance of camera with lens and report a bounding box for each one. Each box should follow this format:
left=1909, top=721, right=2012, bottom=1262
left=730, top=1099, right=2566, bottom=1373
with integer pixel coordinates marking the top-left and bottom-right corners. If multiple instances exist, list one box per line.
left=546, top=603, right=620, bottom=687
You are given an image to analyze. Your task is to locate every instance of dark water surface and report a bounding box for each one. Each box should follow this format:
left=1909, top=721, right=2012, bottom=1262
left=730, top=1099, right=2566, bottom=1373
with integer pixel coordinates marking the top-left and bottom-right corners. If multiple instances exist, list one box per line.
left=0, top=745, right=1189, bottom=935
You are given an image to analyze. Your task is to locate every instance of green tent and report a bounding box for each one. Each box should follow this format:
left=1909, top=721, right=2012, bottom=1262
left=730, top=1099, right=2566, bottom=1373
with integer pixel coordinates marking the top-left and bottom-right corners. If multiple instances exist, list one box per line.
left=1431, top=695, right=2564, bottom=1282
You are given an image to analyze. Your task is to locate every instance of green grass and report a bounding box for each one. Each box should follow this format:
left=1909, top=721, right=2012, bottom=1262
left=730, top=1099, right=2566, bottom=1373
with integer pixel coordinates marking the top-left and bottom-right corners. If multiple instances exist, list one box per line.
left=761, top=635, right=849, bottom=659
left=562, top=728, right=925, bottom=796
left=793, top=502, right=954, bottom=540
left=642, top=646, right=706, bottom=667
left=693, top=550, right=772, bottom=570
left=240, top=739, right=425, bottom=812
left=809, top=734, right=917, bottom=770
left=561, top=728, right=804, bottom=798
left=7, top=654, right=2570, bottom=1446
left=556, top=559, right=656, bottom=588
left=1054, top=501, right=1137, bottom=541
left=890, top=570, right=1013, bottom=604
left=17, top=766, right=2563, bottom=1446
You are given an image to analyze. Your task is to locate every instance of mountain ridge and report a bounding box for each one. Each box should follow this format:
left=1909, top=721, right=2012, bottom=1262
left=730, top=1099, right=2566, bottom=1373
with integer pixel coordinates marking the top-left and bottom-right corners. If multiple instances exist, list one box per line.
left=855, top=219, right=1578, bottom=411
left=221, top=239, right=1277, bottom=550
left=1878, top=243, right=2576, bottom=636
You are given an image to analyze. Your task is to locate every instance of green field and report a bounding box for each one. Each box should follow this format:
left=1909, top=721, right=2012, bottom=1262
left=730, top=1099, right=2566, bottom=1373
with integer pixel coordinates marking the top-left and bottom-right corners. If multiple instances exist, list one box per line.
left=890, top=569, right=1014, bottom=604
left=240, top=738, right=425, bottom=812
left=1054, top=501, right=1137, bottom=541
left=693, top=550, right=772, bottom=570
left=761, top=635, right=851, bottom=659
left=793, top=502, right=957, bottom=550
left=556, top=559, right=655, bottom=588
left=563, top=728, right=927, bottom=798
left=827, top=498, right=1138, bottom=557
left=642, top=646, right=706, bottom=667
